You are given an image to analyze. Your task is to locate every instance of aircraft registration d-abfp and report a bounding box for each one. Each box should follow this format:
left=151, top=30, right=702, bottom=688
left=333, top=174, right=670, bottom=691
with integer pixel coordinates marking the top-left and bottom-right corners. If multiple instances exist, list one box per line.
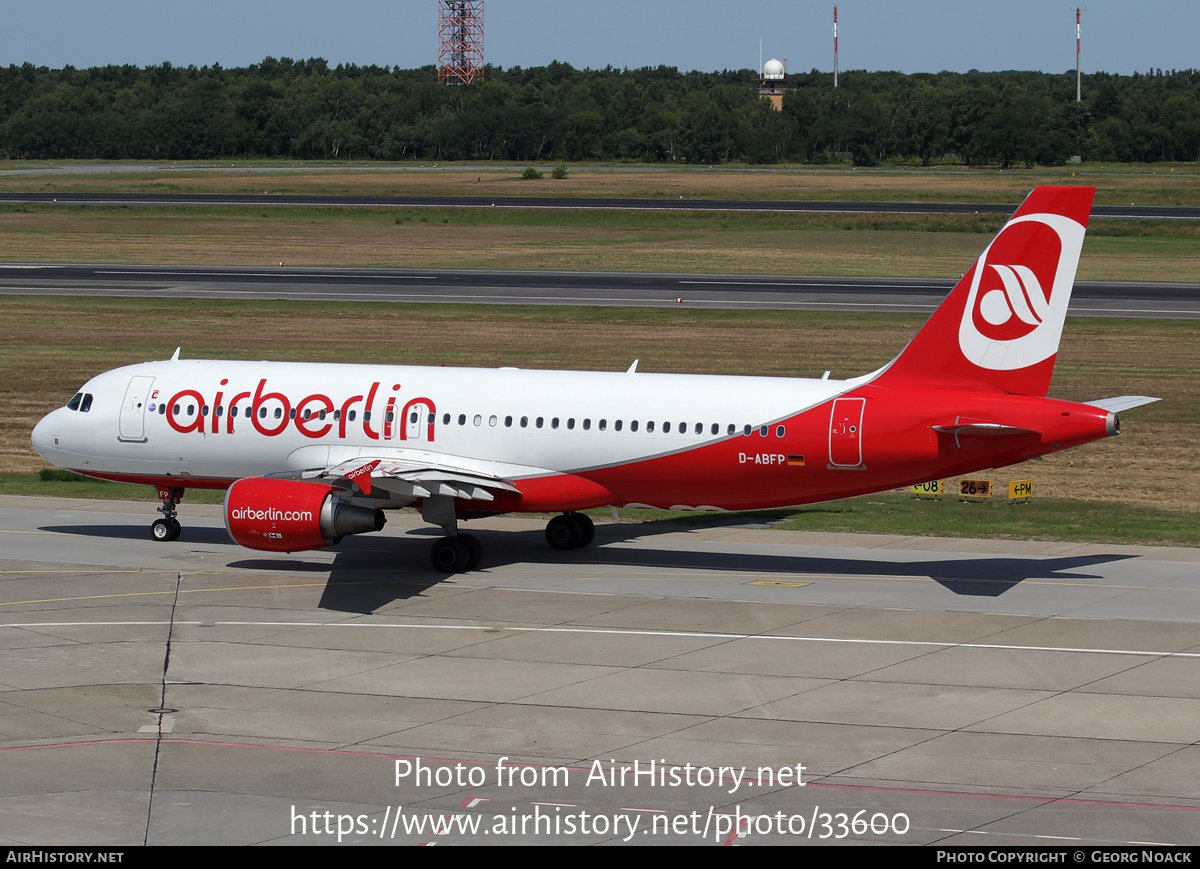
left=33, top=187, right=1157, bottom=572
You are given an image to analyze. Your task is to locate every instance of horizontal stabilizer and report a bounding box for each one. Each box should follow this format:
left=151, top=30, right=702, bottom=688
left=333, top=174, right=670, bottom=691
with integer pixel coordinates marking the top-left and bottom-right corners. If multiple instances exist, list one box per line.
left=1086, top=395, right=1160, bottom=413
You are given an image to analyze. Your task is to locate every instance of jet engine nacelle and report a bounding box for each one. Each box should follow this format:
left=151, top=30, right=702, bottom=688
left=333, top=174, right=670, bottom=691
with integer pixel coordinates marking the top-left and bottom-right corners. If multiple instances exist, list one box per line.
left=224, top=477, right=385, bottom=552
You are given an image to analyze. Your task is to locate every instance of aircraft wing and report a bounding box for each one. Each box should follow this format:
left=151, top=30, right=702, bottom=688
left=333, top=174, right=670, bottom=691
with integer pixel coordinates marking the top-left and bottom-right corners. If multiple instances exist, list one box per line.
left=319, top=454, right=520, bottom=502
left=277, top=449, right=525, bottom=504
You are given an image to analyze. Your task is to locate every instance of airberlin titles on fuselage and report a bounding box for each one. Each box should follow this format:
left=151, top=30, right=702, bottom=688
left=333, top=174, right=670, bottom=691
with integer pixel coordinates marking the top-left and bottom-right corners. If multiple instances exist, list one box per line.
left=160, top=378, right=436, bottom=442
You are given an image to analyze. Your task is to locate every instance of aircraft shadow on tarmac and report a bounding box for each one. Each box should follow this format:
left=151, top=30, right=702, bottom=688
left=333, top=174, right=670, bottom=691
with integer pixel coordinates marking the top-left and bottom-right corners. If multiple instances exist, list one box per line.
left=275, top=526, right=1141, bottom=613
left=41, top=519, right=1138, bottom=614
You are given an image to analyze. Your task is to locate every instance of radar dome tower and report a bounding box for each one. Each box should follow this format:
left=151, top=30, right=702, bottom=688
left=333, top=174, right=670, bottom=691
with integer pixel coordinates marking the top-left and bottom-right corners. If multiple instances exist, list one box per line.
left=438, top=1, right=484, bottom=85
left=759, top=58, right=787, bottom=109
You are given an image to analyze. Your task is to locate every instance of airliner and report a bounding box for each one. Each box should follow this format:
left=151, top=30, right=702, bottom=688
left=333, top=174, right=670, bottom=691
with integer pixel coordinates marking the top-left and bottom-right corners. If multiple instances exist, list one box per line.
left=31, top=187, right=1156, bottom=572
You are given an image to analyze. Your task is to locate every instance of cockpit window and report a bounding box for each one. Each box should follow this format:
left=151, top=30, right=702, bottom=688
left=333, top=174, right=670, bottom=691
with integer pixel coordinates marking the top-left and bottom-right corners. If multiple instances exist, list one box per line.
left=66, top=393, right=83, bottom=411
left=79, top=393, right=93, bottom=413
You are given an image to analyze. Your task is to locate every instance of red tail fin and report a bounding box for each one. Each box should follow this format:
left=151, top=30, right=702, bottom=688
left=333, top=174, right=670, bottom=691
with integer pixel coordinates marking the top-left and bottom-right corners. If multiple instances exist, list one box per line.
left=875, top=186, right=1095, bottom=396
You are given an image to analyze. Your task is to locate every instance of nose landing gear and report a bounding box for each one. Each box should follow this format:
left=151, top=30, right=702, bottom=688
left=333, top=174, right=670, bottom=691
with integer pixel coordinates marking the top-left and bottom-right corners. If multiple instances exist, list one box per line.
left=151, top=486, right=184, bottom=542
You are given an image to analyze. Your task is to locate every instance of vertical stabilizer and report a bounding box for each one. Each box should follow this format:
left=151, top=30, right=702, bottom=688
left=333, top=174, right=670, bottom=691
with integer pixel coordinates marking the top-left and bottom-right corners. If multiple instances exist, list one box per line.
left=875, top=186, right=1095, bottom=396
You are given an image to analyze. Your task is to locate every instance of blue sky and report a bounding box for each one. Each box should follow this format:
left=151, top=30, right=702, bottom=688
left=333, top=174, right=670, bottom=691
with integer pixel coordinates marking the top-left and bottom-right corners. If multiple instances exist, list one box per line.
left=5, top=1, right=1196, bottom=75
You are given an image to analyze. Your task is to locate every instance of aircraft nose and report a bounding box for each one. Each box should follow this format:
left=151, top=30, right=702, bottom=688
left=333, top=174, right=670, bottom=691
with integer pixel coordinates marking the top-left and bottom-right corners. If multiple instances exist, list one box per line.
left=31, top=409, right=63, bottom=462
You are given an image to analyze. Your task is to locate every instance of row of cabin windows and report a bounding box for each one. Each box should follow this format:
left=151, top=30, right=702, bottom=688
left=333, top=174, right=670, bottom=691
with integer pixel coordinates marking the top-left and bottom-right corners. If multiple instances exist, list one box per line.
left=165, top=403, right=351, bottom=422
left=437, top=412, right=785, bottom=438
left=162, top=402, right=787, bottom=439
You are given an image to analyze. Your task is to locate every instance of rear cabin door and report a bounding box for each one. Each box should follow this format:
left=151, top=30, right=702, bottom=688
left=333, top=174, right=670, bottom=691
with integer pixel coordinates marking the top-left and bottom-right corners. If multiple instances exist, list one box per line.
left=828, top=397, right=865, bottom=468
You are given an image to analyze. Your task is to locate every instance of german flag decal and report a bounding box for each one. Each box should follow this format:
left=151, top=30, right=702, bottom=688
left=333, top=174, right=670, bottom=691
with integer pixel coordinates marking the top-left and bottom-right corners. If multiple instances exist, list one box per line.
left=787, top=455, right=805, bottom=466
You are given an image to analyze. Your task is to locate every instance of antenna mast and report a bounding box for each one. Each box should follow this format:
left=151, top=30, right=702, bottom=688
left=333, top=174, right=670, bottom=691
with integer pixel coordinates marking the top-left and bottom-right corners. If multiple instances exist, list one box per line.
left=1080, top=7, right=1089, bottom=102
left=833, top=6, right=839, bottom=88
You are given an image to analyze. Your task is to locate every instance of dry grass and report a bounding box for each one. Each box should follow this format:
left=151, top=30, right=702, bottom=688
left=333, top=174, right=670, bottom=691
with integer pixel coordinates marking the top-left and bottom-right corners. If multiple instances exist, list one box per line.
left=0, top=208, right=1195, bottom=281
left=5, top=163, right=1200, bottom=206
left=3, top=298, right=1194, bottom=512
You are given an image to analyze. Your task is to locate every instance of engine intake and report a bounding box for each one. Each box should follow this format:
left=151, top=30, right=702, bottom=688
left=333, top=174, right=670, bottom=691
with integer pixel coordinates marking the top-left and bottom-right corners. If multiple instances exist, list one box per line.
left=224, top=477, right=385, bottom=553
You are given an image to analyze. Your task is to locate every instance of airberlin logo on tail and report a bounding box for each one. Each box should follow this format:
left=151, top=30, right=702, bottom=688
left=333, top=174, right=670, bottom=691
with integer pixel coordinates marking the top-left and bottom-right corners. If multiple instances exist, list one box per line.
left=958, top=213, right=1086, bottom=372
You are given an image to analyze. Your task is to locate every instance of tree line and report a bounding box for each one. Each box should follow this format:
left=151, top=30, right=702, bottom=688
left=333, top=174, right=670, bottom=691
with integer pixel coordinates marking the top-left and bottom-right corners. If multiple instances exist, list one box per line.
left=1, top=58, right=1198, bottom=166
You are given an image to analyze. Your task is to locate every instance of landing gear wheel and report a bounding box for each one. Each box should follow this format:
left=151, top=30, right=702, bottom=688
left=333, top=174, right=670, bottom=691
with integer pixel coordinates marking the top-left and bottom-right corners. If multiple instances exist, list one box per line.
left=431, top=536, right=470, bottom=573
left=546, top=514, right=582, bottom=550
left=151, top=518, right=180, bottom=542
left=573, top=513, right=595, bottom=547
left=459, top=533, right=483, bottom=571
left=154, top=486, right=184, bottom=542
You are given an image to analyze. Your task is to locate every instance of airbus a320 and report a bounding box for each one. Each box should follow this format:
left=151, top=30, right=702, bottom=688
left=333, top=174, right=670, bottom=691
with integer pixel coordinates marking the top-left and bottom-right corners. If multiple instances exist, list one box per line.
left=31, top=186, right=1156, bottom=572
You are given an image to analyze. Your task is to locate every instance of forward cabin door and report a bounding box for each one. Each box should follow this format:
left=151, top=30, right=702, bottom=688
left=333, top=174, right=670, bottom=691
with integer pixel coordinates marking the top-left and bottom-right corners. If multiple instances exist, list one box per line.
left=118, top=376, right=155, bottom=443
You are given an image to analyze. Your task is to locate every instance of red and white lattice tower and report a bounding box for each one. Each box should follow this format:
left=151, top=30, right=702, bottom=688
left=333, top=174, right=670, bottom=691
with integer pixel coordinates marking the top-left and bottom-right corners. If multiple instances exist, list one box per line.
left=438, top=1, right=484, bottom=85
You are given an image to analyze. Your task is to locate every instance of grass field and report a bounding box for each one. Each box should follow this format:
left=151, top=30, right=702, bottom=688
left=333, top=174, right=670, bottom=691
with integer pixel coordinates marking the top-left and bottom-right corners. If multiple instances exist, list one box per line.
left=3, top=298, right=1193, bottom=520
left=1, top=204, right=1197, bottom=282
left=4, top=160, right=1200, bottom=206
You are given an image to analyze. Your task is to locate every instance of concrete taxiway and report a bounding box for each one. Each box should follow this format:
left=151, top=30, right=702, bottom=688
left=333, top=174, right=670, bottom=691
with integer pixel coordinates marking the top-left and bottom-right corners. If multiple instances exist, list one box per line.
left=2, top=496, right=1199, bottom=846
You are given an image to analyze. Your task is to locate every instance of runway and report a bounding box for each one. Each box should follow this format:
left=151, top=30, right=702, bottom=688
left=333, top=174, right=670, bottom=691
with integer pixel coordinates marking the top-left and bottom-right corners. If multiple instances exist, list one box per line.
left=2, top=496, right=1199, bottom=845
left=2, top=189, right=1198, bottom=221
left=3, top=263, right=1199, bottom=317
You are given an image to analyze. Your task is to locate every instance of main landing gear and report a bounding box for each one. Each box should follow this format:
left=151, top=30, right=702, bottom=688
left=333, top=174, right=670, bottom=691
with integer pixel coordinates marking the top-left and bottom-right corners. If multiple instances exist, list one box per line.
left=426, top=502, right=597, bottom=574
left=151, top=486, right=184, bottom=542
left=545, top=512, right=595, bottom=550
left=430, top=533, right=483, bottom=573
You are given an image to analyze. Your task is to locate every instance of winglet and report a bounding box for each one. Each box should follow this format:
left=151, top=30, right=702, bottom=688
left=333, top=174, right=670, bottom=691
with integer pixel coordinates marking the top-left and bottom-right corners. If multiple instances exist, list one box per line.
left=170, top=347, right=181, bottom=362
left=627, top=359, right=639, bottom=374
